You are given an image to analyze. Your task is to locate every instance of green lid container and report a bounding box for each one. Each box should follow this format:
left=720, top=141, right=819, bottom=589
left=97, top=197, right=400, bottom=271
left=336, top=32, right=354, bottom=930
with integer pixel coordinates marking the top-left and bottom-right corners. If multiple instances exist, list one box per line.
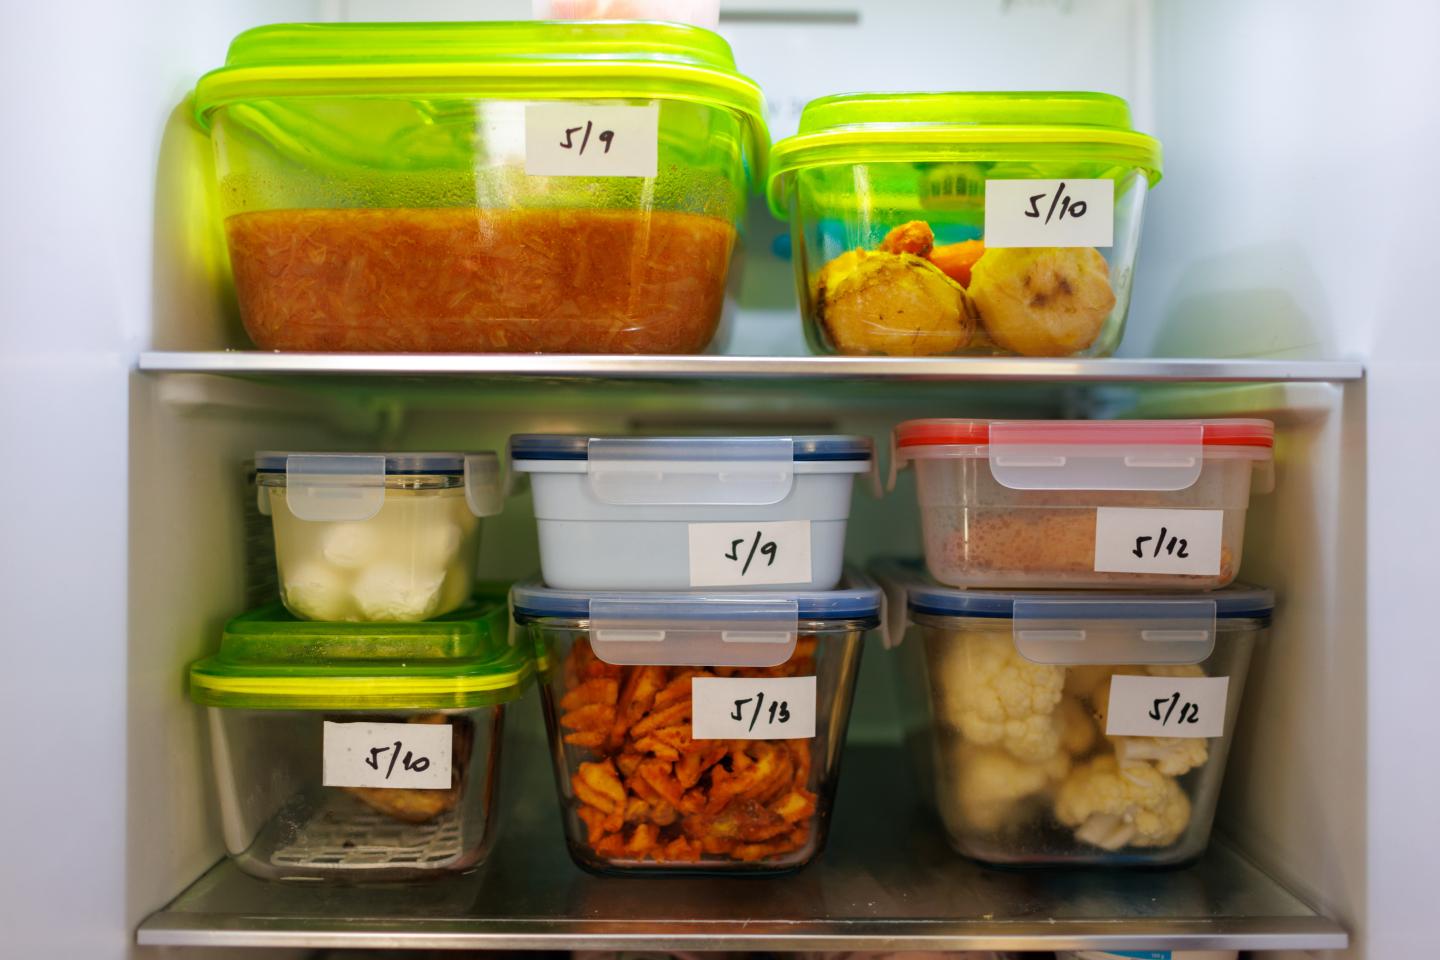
left=194, top=19, right=770, bottom=187
left=768, top=91, right=1162, bottom=217
left=189, top=587, right=532, bottom=711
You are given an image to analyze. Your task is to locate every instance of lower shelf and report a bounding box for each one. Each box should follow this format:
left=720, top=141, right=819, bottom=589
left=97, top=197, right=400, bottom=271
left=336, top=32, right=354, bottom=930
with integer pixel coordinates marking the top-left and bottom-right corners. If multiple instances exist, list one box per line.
left=138, top=744, right=1347, bottom=952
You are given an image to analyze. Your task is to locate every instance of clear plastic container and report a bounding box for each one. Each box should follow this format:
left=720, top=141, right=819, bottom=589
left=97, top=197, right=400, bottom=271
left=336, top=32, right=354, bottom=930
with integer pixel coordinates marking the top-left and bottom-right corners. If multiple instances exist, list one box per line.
left=767, top=93, right=1161, bottom=358
left=512, top=574, right=881, bottom=874
left=892, top=419, right=1274, bottom=590
left=194, top=21, right=767, bottom=353
left=510, top=435, right=874, bottom=591
left=189, top=590, right=533, bottom=881
left=256, top=452, right=503, bottom=622
left=875, top=560, right=1268, bottom=866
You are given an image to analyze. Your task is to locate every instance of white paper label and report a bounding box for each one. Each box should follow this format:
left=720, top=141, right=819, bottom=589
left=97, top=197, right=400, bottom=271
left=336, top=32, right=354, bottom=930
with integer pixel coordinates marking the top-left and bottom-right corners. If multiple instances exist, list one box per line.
left=1093, top=507, right=1224, bottom=576
left=524, top=103, right=659, bottom=178
left=983, top=178, right=1115, bottom=248
left=691, top=675, right=817, bottom=740
left=322, top=721, right=452, bottom=790
left=687, top=520, right=813, bottom=587
left=1105, top=675, right=1229, bottom=738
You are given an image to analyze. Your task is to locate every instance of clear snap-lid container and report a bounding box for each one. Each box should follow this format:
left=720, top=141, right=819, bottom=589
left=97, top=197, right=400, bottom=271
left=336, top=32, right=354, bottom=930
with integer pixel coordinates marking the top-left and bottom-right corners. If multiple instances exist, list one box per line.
left=195, top=21, right=768, bottom=353
left=512, top=573, right=881, bottom=874
left=874, top=559, right=1269, bottom=866
left=510, top=435, right=875, bottom=591
left=256, top=452, right=502, bottom=622
left=188, top=589, right=532, bottom=881
left=767, top=92, right=1161, bottom=358
left=892, top=419, right=1274, bottom=590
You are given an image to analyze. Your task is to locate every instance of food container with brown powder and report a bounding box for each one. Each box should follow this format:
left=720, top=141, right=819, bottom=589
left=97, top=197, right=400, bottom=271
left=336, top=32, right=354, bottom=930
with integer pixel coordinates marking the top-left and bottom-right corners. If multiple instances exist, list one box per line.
left=892, top=419, right=1274, bottom=590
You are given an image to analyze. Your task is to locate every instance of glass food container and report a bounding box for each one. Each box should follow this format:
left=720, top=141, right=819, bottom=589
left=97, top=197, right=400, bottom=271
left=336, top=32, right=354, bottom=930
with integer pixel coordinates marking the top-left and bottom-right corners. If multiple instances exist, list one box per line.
left=767, top=92, right=1161, bottom=358
left=189, top=590, right=532, bottom=881
left=193, top=21, right=768, bottom=353
left=512, top=574, right=881, bottom=874
left=256, top=452, right=502, bottom=622
left=892, top=419, right=1274, bottom=590
left=510, top=435, right=874, bottom=591
left=875, top=560, right=1268, bottom=866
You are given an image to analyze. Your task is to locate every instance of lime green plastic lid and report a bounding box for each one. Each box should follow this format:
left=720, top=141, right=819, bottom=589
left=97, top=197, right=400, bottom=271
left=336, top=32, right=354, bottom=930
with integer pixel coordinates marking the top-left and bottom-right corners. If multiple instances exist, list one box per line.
left=193, top=20, right=769, bottom=184
left=189, top=586, right=533, bottom=711
left=767, top=91, right=1161, bottom=217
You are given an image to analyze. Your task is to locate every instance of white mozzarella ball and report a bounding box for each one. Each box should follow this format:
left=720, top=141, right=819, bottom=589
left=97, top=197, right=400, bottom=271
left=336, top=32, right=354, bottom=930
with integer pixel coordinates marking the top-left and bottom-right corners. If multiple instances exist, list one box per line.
left=282, top=561, right=353, bottom=621
left=352, top=563, right=446, bottom=621
left=320, top=522, right=381, bottom=570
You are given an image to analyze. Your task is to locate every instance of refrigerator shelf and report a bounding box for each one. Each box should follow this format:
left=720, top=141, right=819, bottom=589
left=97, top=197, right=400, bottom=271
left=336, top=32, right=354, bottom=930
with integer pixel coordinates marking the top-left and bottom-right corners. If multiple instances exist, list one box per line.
left=138, top=351, right=1364, bottom=384
left=137, top=744, right=1347, bottom=952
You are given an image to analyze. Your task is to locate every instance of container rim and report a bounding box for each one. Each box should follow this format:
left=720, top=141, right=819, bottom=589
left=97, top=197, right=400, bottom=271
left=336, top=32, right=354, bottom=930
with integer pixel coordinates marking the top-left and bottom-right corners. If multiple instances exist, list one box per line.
left=509, top=434, right=874, bottom=465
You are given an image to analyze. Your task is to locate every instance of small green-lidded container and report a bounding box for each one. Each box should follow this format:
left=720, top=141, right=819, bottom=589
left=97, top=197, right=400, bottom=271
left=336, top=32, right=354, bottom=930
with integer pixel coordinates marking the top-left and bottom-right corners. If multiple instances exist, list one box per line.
left=767, top=93, right=1162, bottom=359
left=189, top=588, right=532, bottom=882
left=194, top=21, right=769, bottom=354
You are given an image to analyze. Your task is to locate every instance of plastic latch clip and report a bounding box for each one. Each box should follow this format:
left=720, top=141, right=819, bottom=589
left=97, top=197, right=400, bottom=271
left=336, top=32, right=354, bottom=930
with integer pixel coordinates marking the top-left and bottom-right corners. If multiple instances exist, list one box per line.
left=588, top=597, right=800, bottom=667
left=988, top=421, right=1206, bottom=492
left=1012, top=598, right=1218, bottom=665
left=284, top=455, right=387, bottom=522
left=586, top=437, right=795, bottom=506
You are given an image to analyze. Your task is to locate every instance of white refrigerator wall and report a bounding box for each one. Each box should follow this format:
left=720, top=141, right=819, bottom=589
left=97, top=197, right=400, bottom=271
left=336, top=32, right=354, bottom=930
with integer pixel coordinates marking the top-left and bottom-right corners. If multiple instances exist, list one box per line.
left=0, top=2, right=1432, bottom=958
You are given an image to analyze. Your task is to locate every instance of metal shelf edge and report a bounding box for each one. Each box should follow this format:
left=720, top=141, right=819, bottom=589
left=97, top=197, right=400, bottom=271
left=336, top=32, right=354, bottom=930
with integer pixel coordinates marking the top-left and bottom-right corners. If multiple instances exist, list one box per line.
left=137, top=351, right=1365, bottom=383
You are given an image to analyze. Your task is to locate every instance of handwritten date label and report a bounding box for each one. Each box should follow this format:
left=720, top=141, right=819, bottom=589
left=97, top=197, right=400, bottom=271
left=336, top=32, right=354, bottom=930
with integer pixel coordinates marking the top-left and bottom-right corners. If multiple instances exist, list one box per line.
left=524, top=103, right=659, bottom=178
left=1093, top=507, right=1224, bottom=576
left=691, top=675, right=817, bottom=740
left=687, top=520, right=812, bottom=587
left=983, top=178, right=1114, bottom=249
left=1105, top=674, right=1229, bottom=738
left=322, top=721, right=452, bottom=790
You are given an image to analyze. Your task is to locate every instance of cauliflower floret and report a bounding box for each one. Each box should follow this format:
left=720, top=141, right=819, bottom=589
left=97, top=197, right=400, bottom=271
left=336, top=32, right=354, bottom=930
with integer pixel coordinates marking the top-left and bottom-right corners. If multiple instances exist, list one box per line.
left=1057, top=694, right=1097, bottom=756
left=941, top=740, right=1069, bottom=833
left=1090, top=665, right=1210, bottom=776
left=1055, top=754, right=1192, bottom=850
left=930, top=631, right=1065, bottom=762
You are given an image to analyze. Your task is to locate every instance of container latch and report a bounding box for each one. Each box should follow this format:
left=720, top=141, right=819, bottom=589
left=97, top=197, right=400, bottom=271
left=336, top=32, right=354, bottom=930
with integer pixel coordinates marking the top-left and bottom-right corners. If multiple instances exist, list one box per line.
left=587, top=437, right=795, bottom=506
left=1012, top=598, right=1218, bottom=665
left=464, top=454, right=504, bottom=517
left=988, top=421, right=1205, bottom=492
left=284, top=455, right=386, bottom=522
left=588, top=597, right=799, bottom=667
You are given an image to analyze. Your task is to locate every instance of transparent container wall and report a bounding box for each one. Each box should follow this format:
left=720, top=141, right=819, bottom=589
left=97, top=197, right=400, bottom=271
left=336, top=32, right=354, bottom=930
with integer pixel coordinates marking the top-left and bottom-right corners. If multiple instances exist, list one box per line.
left=206, top=706, right=504, bottom=881
left=913, top=456, right=1257, bottom=590
left=790, top=162, right=1147, bottom=358
left=211, top=97, right=746, bottom=353
left=265, top=484, right=482, bottom=622
left=899, top=616, right=1259, bottom=866
left=528, top=623, right=865, bottom=874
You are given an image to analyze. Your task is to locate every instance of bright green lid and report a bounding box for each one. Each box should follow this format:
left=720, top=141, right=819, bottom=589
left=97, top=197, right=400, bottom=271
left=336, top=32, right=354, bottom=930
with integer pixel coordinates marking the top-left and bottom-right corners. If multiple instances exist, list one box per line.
left=767, top=91, right=1161, bottom=217
left=193, top=20, right=769, bottom=184
left=189, top=587, right=533, bottom=711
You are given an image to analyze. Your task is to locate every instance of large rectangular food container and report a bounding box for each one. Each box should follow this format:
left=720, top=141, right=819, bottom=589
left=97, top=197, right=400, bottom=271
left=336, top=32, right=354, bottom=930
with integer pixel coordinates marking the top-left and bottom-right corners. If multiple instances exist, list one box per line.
left=511, top=435, right=874, bottom=591
left=892, top=419, right=1274, bottom=590
left=875, top=559, right=1268, bottom=866
left=193, top=21, right=767, bottom=353
left=256, top=452, right=502, bottom=622
left=188, top=591, right=532, bottom=882
left=767, top=92, right=1161, bottom=358
left=512, top=574, right=881, bottom=874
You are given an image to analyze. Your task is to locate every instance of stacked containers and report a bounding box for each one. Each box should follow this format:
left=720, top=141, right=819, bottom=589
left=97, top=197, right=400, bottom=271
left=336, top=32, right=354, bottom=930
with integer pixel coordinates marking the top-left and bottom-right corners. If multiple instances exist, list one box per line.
left=193, top=21, right=767, bottom=353
left=510, top=435, right=880, bottom=873
left=885, top=418, right=1276, bottom=866
left=189, top=590, right=532, bottom=881
left=768, top=93, right=1161, bottom=358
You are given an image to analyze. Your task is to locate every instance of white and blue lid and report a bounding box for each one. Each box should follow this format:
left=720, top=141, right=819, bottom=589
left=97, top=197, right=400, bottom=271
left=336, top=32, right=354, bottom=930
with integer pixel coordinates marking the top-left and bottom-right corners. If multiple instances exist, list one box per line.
left=512, top=571, right=882, bottom=667
left=254, top=451, right=502, bottom=522
left=510, top=434, right=873, bottom=465
left=872, top=559, right=1272, bottom=665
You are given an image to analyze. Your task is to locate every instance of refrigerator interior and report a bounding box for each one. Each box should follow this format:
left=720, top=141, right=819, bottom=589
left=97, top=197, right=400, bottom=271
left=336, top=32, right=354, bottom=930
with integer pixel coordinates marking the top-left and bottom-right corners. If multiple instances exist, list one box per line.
left=2, top=1, right=1436, bottom=958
